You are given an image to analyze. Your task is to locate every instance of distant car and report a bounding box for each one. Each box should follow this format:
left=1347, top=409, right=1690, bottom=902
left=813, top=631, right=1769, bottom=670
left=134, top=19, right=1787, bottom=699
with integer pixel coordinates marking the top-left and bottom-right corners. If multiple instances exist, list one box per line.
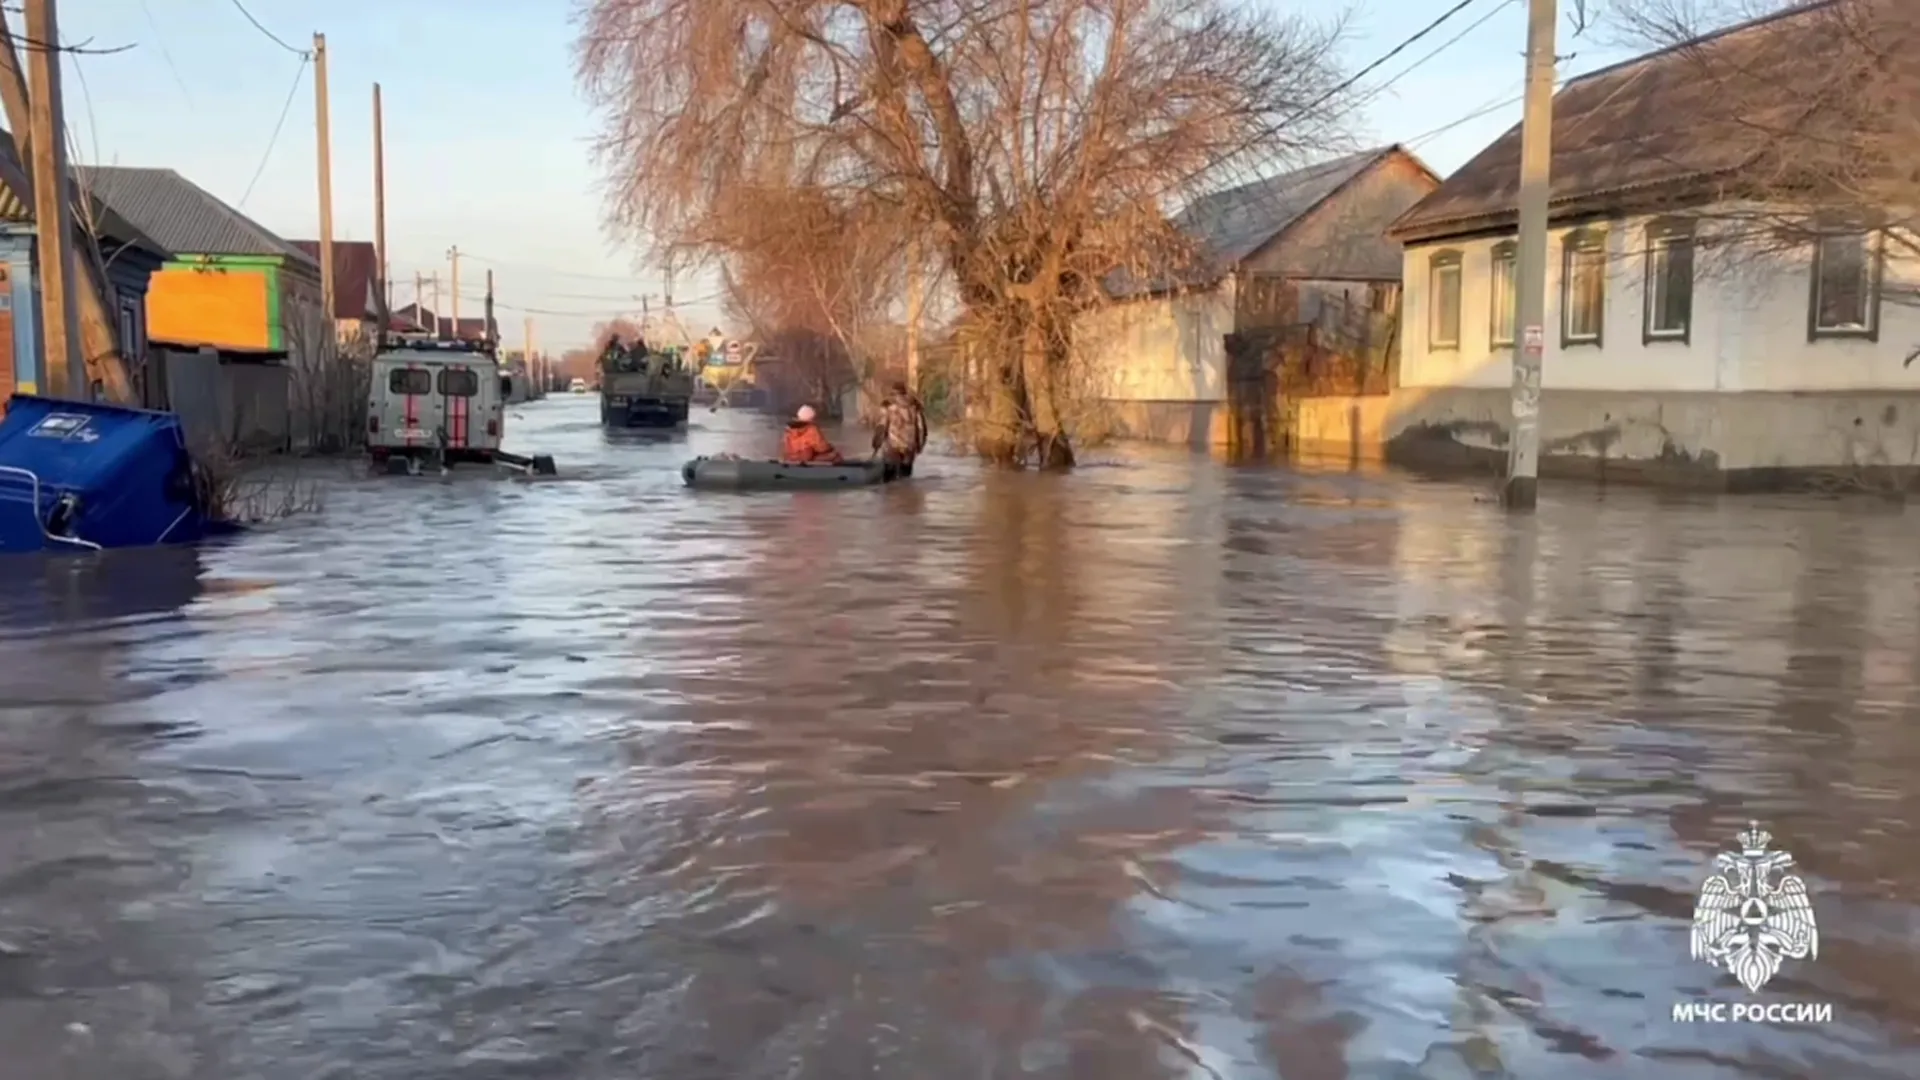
left=569, top=378, right=588, bottom=393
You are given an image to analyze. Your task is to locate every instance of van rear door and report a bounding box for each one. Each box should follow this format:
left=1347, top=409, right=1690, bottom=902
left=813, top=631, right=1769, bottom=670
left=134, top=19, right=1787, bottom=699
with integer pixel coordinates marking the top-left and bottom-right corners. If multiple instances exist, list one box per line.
left=436, top=364, right=481, bottom=449
left=384, top=363, right=438, bottom=447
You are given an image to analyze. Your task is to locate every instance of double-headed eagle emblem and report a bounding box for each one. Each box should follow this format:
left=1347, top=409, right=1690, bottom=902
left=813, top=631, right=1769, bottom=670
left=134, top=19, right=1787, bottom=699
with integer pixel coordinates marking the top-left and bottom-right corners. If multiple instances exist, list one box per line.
left=1690, top=822, right=1818, bottom=992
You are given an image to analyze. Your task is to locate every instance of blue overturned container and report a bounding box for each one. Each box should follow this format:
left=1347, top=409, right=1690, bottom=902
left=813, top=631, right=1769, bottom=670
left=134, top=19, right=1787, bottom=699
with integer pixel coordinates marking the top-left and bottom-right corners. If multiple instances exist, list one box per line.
left=0, top=394, right=218, bottom=554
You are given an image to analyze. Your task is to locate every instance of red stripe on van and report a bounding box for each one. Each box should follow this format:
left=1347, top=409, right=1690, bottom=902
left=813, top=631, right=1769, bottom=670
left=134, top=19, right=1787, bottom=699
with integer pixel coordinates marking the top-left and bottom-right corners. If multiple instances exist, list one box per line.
left=404, top=368, right=419, bottom=446
left=452, top=387, right=468, bottom=447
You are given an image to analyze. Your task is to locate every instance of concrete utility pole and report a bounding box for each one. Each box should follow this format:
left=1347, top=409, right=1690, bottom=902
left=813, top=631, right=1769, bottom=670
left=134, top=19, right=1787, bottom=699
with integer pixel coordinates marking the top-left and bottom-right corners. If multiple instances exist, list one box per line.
left=23, top=0, right=82, bottom=397
left=372, top=82, right=388, bottom=325
left=905, top=238, right=923, bottom=390
left=313, top=33, right=337, bottom=327
left=430, top=272, right=441, bottom=336
left=483, top=268, right=494, bottom=345
left=1504, top=0, right=1557, bottom=511
left=523, top=315, right=533, bottom=373
left=447, top=245, right=460, bottom=338
left=413, top=270, right=423, bottom=329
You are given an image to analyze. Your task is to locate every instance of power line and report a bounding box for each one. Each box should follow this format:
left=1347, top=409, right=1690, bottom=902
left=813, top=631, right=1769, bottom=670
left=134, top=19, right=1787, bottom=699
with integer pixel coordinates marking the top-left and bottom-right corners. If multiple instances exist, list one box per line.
left=1407, top=90, right=1524, bottom=147
left=64, top=47, right=100, bottom=168
left=1351, top=0, right=1517, bottom=114
left=139, top=0, right=195, bottom=105
left=1297, top=0, right=1491, bottom=121
left=226, top=0, right=307, bottom=57
left=1401, top=52, right=1631, bottom=152
left=4, top=33, right=133, bottom=56
left=239, top=54, right=309, bottom=209
left=455, top=250, right=655, bottom=284
left=467, top=292, right=725, bottom=318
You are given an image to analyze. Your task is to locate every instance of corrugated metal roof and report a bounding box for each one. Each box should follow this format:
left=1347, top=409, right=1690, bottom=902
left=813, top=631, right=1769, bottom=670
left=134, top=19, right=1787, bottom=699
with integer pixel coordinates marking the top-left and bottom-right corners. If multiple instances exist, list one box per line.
left=1389, top=1, right=1896, bottom=239
left=1179, top=148, right=1390, bottom=267
left=78, top=165, right=315, bottom=265
left=0, top=131, right=168, bottom=254
left=1107, top=146, right=1409, bottom=297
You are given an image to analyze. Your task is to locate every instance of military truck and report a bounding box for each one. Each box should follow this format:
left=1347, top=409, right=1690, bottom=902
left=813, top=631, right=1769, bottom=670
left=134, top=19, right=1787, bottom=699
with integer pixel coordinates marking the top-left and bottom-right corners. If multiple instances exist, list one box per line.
left=599, top=337, right=694, bottom=428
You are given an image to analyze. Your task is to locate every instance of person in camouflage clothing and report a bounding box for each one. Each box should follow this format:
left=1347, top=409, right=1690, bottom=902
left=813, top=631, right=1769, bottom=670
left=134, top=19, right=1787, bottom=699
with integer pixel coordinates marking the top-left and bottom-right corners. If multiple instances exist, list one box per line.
left=870, top=380, right=928, bottom=477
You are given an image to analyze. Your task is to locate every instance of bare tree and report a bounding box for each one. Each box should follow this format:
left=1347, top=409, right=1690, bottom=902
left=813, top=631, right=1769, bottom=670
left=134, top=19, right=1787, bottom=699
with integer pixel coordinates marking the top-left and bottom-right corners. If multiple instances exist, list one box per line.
left=703, top=185, right=904, bottom=417
left=285, top=301, right=372, bottom=455
left=1589, top=1, right=1920, bottom=266
left=576, top=0, right=1356, bottom=468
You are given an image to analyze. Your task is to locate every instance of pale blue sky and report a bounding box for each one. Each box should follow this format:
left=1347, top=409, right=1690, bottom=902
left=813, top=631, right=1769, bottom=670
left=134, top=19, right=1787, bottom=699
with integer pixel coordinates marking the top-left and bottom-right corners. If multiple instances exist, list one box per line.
left=58, top=0, right=1632, bottom=351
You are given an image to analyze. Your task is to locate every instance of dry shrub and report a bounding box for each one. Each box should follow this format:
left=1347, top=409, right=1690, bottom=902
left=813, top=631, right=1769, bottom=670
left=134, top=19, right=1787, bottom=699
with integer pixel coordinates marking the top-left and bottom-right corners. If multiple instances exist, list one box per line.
left=576, top=0, right=1360, bottom=469
left=187, top=439, right=327, bottom=526
left=285, top=305, right=374, bottom=455
left=176, top=301, right=349, bottom=525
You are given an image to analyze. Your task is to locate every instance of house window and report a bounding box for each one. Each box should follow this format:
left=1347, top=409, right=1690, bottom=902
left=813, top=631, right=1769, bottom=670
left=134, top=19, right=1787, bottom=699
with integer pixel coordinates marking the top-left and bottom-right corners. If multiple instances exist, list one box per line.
left=1489, top=241, right=1517, bottom=347
left=117, top=299, right=142, bottom=363
left=1809, top=232, right=1880, bottom=339
left=1643, top=223, right=1694, bottom=342
left=1561, top=229, right=1606, bottom=346
left=1428, top=250, right=1461, bottom=350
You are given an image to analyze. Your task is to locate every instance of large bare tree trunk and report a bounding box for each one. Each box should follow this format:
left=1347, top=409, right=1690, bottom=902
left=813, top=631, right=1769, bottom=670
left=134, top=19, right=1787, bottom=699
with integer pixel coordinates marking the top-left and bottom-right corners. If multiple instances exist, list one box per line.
left=971, top=350, right=1028, bottom=465
left=1019, top=308, right=1074, bottom=470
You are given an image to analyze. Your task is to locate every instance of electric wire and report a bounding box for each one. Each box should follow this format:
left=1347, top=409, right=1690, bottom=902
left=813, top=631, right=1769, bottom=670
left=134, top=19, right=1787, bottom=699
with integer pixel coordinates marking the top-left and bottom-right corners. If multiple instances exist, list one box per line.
left=225, top=0, right=306, bottom=56
left=239, top=54, right=309, bottom=209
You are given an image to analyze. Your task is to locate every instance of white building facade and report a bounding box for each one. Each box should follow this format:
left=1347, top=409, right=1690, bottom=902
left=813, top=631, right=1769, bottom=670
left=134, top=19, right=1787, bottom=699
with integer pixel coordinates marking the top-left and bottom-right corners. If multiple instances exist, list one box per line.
left=1388, top=212, right=1920, bottom=483
left=1402, top=214, right=1915, bottom=397
left=1376, top=1, right=1920, bottom=488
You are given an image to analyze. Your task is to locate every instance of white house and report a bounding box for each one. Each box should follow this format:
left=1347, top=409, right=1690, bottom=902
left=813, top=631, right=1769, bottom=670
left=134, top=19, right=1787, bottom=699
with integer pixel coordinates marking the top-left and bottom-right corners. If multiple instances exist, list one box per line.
left=1083, top=145, right=1440, bottom=448
left=1382, top=2, right=1920, bottom=489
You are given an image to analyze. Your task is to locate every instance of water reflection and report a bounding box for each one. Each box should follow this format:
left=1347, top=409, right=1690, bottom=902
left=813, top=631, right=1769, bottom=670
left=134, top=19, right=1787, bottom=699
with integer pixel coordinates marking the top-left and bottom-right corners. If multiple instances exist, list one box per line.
left=0, top=399, right=1918, bottom=1077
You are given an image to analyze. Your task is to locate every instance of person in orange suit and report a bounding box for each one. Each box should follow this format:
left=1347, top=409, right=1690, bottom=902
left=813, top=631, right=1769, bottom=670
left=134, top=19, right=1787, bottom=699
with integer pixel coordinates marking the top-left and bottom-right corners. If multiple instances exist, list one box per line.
left=780, top=405, right=842, bottom=464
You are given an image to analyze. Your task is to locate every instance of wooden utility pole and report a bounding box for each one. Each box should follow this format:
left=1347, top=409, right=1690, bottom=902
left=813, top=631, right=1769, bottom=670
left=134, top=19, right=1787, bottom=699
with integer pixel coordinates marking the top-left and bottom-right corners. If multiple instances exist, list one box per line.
left=0, top=12, right=128, bottom=402
left=905, top=238, right=923, bottom=390
left=313, top=32, right=336, bottom=324
left=1504, top=0, right=1557, bottom=512
left=523, top=315, right=533, bottom=373
left=447, top=245, right=460, bottom=337
left=372, top=82, right=388, bottom=325
left=23, top=0, right=81, bottom=397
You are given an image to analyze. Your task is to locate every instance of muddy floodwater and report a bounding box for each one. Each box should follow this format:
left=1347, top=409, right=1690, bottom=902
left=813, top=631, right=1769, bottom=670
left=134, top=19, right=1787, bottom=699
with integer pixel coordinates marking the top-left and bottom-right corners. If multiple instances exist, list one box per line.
left=2, top=396, right=1919, bottom=1079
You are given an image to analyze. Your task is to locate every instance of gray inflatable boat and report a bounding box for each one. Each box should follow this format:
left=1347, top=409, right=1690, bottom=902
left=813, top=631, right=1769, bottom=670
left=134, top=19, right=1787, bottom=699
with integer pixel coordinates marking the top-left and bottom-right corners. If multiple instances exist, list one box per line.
left=681, top=455, right=896, bottom=491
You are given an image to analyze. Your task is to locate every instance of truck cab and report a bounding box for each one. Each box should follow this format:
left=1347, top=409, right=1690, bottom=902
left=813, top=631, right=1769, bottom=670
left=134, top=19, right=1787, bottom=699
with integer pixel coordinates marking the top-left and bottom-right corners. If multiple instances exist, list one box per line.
left=366, top=336, right=511, bottom=465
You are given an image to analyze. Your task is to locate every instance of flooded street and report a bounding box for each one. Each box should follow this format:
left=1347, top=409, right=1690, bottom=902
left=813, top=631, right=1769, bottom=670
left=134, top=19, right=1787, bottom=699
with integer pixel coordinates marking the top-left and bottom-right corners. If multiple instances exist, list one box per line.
left=3, top=394, right=1919, bottom=1078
